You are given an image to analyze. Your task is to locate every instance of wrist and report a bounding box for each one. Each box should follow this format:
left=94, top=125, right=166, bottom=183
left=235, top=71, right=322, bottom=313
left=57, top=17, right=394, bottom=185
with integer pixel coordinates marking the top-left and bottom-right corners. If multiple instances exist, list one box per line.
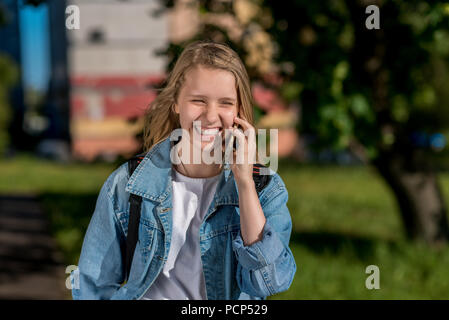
left=236, top=178, right=255, bottom=190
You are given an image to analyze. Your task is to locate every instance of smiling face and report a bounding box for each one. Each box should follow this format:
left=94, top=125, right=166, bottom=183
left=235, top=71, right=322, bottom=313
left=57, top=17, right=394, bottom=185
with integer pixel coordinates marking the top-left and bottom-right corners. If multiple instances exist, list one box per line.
left=174, top=65, right=239, bottom=152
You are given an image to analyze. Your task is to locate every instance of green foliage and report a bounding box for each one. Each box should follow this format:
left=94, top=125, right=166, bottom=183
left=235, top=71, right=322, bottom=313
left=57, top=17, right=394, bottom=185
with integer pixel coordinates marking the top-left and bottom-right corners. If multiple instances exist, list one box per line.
left=280, top=81, right=303, bottom=103
left=262, top=0, right=449, bottom=158
left=0, top=54, right=19, bottom=157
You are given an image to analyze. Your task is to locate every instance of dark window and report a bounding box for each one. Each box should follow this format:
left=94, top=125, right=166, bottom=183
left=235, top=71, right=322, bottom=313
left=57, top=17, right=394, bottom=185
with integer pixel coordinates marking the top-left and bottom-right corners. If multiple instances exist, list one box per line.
left=88, top=28, right=105, bottom=44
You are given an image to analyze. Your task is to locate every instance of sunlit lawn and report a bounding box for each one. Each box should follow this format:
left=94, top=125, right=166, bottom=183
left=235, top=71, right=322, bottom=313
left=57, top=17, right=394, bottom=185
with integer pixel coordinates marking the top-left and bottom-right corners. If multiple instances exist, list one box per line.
left=273, top=161, right=449, bottom=299
left=1, top=154, right=449, bottom=299
left=0, top=153, right=118, bottom=266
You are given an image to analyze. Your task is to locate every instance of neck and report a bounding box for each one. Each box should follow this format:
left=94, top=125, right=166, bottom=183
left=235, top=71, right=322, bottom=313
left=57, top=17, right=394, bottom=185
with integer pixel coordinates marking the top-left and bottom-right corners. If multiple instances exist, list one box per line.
left=175, top=162, right=222, bottom=178
left=174, top=140, right=223, bottom=178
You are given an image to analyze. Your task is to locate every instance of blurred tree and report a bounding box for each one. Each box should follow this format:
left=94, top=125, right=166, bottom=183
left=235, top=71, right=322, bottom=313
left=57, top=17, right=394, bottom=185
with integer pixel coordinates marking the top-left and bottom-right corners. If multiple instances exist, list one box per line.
left=158, top=0, right=449, bottom=246
left=0, top=54, right=18, bottom=157
left=263, top=0, right=449, bottom=247
left=0, top=5, right=19, bottom=157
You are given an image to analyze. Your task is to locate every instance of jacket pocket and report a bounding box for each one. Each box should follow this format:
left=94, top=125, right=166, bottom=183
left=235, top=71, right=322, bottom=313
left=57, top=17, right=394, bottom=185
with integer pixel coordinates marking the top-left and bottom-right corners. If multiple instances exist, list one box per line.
left=139, top=219, right=165, bottom=263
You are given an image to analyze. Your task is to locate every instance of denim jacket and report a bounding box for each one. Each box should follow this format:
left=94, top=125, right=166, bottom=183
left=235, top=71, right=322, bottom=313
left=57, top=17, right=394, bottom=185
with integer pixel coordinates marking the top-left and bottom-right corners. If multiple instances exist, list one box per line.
left=71, top=136, right=296, bottom=300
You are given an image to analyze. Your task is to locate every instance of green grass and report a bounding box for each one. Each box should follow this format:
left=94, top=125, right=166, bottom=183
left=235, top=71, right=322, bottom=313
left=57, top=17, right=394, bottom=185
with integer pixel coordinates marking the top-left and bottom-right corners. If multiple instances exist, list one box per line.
left=2, top=154, right=449, bottom=299
left=0, top=153, right=117, bottom=264
left=270, top=160, right=449, bottom=299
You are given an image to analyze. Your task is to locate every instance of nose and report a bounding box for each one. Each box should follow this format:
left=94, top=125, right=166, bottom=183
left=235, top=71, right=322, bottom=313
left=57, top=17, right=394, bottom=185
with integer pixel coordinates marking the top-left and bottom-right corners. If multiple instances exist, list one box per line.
left=204, top=103, right=220, bottom=124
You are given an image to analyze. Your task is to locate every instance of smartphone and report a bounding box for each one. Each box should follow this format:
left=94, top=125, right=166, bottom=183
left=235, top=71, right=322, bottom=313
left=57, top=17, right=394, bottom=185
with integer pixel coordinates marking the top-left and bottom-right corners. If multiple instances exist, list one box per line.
left=231, top=123, right=239, bottom=151
left=223, top=123, right=239, bottom=166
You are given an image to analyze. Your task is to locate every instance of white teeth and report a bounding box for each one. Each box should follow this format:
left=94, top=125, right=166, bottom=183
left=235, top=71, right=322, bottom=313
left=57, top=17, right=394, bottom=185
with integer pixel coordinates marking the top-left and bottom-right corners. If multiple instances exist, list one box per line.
left=201, top=128, right=221, bottom=135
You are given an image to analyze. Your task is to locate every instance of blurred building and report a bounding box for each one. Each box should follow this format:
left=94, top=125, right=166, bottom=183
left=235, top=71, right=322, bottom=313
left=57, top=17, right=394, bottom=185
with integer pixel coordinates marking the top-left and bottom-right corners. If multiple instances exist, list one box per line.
left=49, top=0, right=167, bottom=161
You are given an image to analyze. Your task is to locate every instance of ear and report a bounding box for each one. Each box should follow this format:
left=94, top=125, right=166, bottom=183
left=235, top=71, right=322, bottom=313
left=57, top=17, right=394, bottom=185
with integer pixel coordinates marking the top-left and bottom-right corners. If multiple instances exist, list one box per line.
left=173, top=103, right=179, bottom=114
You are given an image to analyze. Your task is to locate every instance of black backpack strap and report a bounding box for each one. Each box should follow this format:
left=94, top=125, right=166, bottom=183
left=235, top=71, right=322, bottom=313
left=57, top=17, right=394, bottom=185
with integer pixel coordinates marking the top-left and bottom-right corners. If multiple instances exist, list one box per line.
left=124, top=153, right=146, bottom=282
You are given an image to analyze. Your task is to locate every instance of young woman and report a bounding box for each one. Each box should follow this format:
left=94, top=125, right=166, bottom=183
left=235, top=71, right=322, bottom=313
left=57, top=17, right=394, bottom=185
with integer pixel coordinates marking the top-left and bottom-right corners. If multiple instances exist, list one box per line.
left=72, top=41, right=296, bottom=300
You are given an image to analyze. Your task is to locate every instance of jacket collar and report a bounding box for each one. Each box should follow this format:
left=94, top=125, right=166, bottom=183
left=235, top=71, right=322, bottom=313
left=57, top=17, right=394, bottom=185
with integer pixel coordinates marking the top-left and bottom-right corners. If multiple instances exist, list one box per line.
left=125, top=135, right=239, bottom=206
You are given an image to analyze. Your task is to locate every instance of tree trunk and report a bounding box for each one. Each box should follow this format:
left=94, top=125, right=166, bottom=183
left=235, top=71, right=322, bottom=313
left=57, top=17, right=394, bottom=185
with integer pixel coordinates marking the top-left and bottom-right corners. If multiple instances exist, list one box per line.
left=372, top=149, right=449, bottom=247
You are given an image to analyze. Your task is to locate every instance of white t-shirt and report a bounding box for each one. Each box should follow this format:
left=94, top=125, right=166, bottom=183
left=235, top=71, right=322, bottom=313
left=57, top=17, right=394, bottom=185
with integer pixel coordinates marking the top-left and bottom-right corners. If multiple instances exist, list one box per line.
left=141, top=167, right=221, bottom=300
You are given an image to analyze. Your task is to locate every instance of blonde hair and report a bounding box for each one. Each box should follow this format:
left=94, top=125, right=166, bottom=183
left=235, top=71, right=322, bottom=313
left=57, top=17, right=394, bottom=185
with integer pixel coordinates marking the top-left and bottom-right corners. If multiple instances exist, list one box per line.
left=142, top=40, right=254, bottom=152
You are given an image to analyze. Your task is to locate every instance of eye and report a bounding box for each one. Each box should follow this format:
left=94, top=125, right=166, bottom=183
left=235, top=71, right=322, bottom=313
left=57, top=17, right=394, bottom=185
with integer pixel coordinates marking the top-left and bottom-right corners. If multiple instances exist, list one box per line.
left=221, top=101, right=234, bottom=106
left=192, top=99, right=206, bottom=104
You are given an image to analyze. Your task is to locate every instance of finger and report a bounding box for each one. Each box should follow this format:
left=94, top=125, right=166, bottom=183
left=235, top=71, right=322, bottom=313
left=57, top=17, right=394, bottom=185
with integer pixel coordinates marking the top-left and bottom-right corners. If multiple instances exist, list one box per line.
left=234, top=117, right=256, bottom=142
left=233, top=117, right=254, bottom=132
left=233, top=127, right=247, bottom=146
left=234, top=126, right=257, bottom=164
